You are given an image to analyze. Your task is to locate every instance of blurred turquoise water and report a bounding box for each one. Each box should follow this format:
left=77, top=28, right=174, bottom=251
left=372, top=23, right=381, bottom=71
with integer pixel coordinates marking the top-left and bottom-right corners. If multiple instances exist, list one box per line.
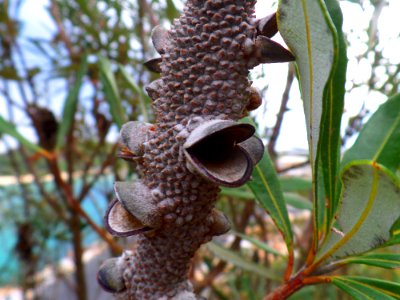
left=0, top=175, right=113, bottom=286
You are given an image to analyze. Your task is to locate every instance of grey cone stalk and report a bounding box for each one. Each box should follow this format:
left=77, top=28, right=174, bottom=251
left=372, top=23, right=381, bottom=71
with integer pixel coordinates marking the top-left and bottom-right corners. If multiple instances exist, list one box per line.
left=97, top=0, right=294, bottom=299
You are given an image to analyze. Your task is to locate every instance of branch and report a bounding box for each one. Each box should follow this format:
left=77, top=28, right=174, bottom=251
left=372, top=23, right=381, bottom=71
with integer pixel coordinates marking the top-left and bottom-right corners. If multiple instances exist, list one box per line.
left=268, top=63, right=295, bottom=159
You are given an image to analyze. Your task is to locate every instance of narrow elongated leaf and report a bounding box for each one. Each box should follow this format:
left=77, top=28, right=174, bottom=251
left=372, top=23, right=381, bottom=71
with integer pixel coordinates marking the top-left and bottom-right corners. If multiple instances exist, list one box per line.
left=284, top=193, right=312, bottom=210
left=118, top=65, right=150, bottom=122
left=56, top=55, right=88, bottom=149
left=280, top=177, right=312, bottom=192
left=341, top=253, right=400, bottom=269
left=165, top=0, right=179, bottom=22
left=316, top=162, right=400, bottom=263
left=385, top=218, right=400, bottom=246
left=248, top=152, right=293, bottom=251
left=342, top=94, right=400, bottom=173
left=386, top=235, right=400, bottom=246
left=332, top=276, right=400, bottom=300
left=221, top=187, right=312, bottom=211
left=278, top=0, right=336, bottom=170
left=390, top=218, right=400, bottom=234
left=241, top=117, right=293, bottom=272
left=0, top=116, right=51, bottom=158
left=220, top=187, right=254, bottom=200
left=320, top=0, right=348, bottom=224
left=248, top=152, right=295, bottom=278
left=233, top=231, right=284, bottom=257
left=207, top=242, right=280, bottom=281
left=278, top=0, right=338, bottom=241
left=98, top=55, right=125, bottom=129
left=242, top=275, right=256, bottom=300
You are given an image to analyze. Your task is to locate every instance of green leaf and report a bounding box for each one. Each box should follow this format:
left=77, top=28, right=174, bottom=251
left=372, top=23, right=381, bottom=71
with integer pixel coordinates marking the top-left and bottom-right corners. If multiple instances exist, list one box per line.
left=98, top=55, right=126, bottom=129
left=278, top=0, right=336, bottom=170
left=280, top=177, right=312, bottom=192
left=118, top=65, right=150, bottom=122
left=385, top=235, right=400, bottom=247
left=0, top=67, right=21, bottom=80
left=207, top=242, right=280, bottom=281
left=316, top=162, right=400, bottom=263
left=241, top=117, right=293, bottom=262
left=56, top=55, right=88, bottom=149
left=248, top=150, right=293, bottom=252
left=220, top=183, right=313, bottom=211
left=232, top=231, right=284, bottom=257
left=241, top=275, right=256, bottom=300
left=390, top=218, right=400, bottom=234
left=342, top=94, right=400, bottom=173
left=165, top=0, right=179, bottom=22
left=0, top=116, right=50, bottom=158
left=278, top=0, right=338, bottom=241
left=332, top=276, right=400, bottom=300
left=220, top=186, right=254, bottom=200
left=385, top=220, right=400, bottom=246
left=284, top=193, right=312, bottom=210
left=341, top=253, right=400, bottom=269
left=342, top=0, right=362, bottom=4
left=320, top=0, right=348, bottom=225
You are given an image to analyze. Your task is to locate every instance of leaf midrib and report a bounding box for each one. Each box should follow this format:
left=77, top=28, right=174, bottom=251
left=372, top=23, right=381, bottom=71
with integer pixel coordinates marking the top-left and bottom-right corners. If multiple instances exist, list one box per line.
left=316, top=165, right=379, bottom=264
left=254, top=164, right=292, bottom=245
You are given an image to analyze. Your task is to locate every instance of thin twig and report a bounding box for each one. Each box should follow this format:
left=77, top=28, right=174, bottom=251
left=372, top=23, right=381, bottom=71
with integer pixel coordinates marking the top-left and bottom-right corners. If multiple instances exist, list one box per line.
left=268, top=63, right=295, bottom=160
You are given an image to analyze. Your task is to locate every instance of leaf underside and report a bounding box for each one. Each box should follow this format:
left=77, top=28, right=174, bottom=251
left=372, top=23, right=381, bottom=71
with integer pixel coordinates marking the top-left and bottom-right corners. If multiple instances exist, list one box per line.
left=278, top=0, right=338, bottom=241
left=317, top=162, right=400, bottom=262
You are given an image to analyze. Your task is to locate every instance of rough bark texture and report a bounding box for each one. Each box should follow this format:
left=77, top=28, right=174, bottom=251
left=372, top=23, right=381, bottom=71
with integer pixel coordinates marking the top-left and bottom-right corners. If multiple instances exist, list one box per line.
left=98, top=0, right=293, bottom=299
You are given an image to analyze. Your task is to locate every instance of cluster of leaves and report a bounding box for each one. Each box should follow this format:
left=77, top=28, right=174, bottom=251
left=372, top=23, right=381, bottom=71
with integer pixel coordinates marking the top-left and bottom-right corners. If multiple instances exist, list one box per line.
left=202, top=0, right=400, bottom=299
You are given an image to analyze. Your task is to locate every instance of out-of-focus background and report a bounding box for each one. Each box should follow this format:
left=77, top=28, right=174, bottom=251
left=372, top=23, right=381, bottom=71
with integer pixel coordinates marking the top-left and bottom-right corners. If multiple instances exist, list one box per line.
left=0, top=0, right=399, bottom=299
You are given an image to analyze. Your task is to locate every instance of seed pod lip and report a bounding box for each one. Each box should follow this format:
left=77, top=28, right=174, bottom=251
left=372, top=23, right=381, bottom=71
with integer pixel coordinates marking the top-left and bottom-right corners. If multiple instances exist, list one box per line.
left=151, top=25, right=170, bottom=55
left=114, top=181, right=160, bottom=228
left=209, top=208, right=231, bottom=236
left=185, top=148, right=254, bottom=187
left=238, top=135, right=265, bottom=165
left=145, top=79, right=164, bottom=100
left=184, top=120, right=255, bottom=149
left=104, top=199, right=153, bottom=237
left=144, top=57, right=162, bottom=73
left=183, top=120, right=256, bottom=187
left=119, top=121, right=153, bottom=157
left=97, top=257, right=127, bottom=293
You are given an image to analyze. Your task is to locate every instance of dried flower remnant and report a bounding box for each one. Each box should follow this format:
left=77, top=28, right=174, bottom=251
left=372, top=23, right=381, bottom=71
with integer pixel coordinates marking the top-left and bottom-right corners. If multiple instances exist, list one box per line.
left=98, top=1, right=294, bottom=299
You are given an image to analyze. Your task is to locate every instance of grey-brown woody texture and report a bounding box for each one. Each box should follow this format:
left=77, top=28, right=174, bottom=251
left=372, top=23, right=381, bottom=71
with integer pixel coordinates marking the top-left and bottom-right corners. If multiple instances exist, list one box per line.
left=98, top=0, right=294, bottom=299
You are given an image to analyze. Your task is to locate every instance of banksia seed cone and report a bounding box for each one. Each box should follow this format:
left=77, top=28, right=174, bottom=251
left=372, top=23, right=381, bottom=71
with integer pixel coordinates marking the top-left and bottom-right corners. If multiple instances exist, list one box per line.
left=98, top=1, right=294, bottom=299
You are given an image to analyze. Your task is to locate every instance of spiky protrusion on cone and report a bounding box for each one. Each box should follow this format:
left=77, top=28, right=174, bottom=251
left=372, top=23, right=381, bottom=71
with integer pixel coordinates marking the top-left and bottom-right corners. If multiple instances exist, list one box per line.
left=99, top=1, right=294, bottom=299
